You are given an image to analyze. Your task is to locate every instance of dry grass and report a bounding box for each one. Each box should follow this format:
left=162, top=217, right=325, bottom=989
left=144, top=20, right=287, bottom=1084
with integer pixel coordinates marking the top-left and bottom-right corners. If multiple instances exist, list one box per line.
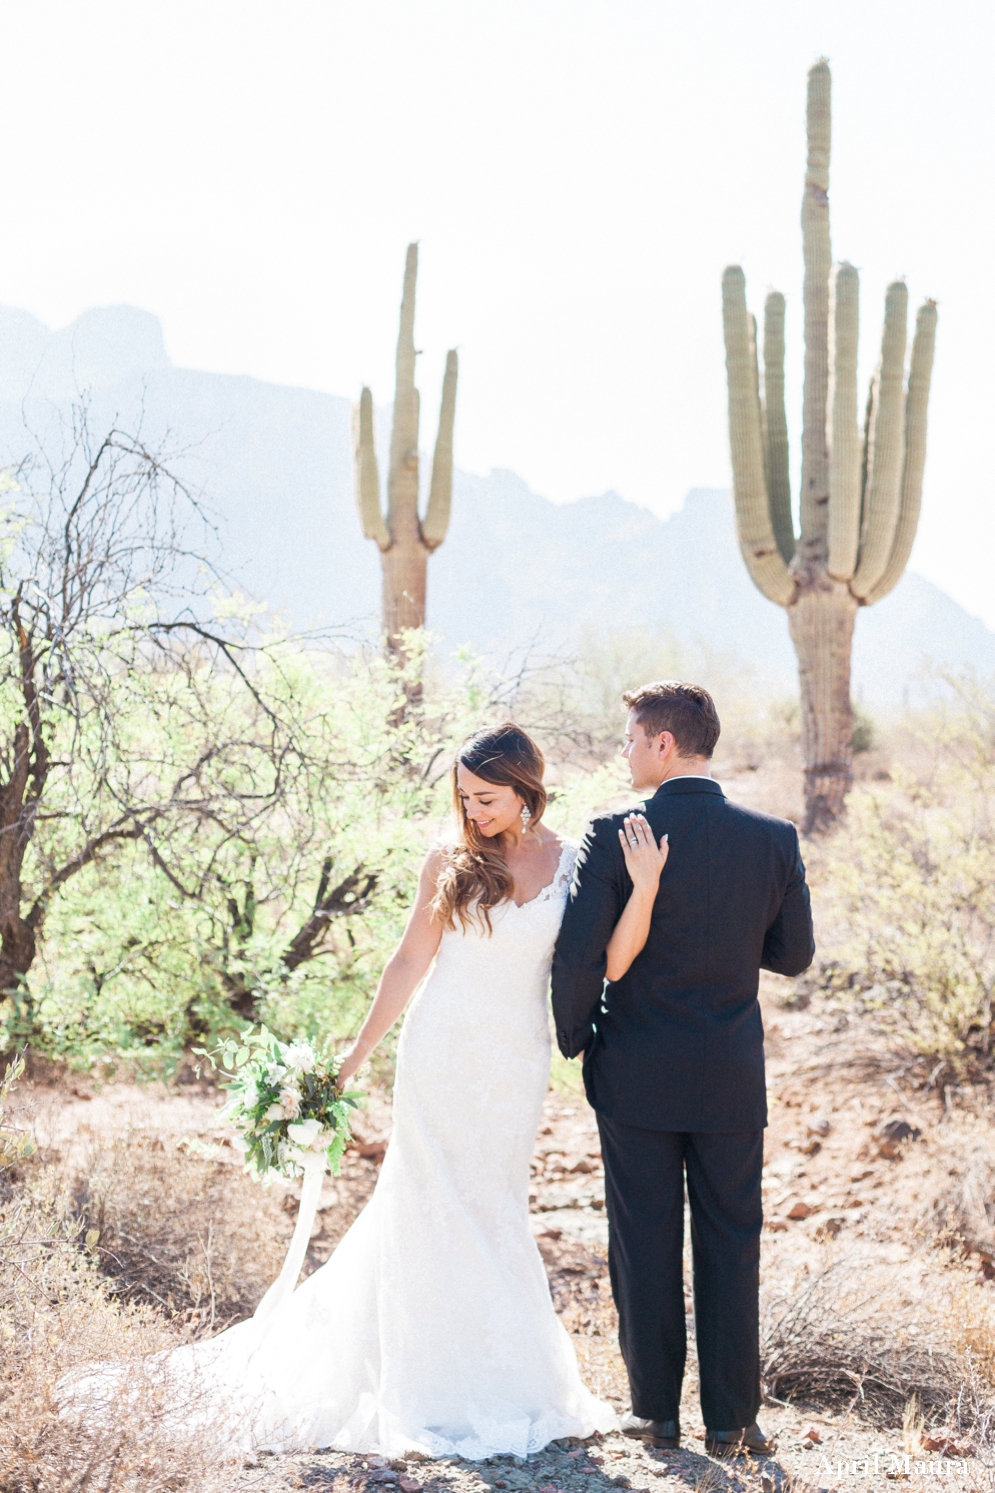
left=72, top=1131, right=288, bottom=1334
left=0, top=1158, right=235, bottom=1491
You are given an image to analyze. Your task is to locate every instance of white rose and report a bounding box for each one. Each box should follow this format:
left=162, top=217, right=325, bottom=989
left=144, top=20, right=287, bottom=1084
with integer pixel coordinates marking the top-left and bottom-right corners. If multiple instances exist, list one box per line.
left=264, top=1103, right=284, bottom=1122
left=241, top=1081, right=259, bottom=1108
left=265, top=1063, right=287, bottom=1085
left=284, top=1041, right=316, bottom=1073
left=279, top=1087, right=301, bottom=1118
left=286, top=1118, right=322, bottom=1148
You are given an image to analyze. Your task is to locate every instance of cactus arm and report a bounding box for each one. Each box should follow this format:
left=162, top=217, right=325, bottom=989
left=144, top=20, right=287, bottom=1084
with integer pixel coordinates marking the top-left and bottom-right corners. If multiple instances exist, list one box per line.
left=387, top=242, right=420, bottom=535
left=354, top=387, right=391, bottom=551
left=865, top=300, right=937, bottom=605
left=798, top=59, right=832, bottom=563
left=722, top=266, right=795, bottom=607
left=749, top=312, right=764, bottom=486
left=826, top=262, right=861, bottom=580
left=422, top=349, right=458, bottom=552
left=851, top=280, right=909, bottom=599
left=761, top=291, right=794, bottom=564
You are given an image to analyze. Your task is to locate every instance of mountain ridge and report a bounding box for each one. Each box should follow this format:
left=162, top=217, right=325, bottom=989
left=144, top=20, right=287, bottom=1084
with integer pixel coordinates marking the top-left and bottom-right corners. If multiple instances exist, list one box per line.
left=0, top=302, right=990, bottom=706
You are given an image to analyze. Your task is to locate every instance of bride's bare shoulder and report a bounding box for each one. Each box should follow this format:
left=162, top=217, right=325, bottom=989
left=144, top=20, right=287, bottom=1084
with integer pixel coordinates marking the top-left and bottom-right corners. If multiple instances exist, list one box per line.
left=421, top=841, right=457, bottom=886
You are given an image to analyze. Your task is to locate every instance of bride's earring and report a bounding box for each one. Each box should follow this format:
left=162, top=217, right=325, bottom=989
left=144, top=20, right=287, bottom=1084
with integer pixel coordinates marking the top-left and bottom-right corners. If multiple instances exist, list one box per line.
left=520, top=804, right=532, bottom=833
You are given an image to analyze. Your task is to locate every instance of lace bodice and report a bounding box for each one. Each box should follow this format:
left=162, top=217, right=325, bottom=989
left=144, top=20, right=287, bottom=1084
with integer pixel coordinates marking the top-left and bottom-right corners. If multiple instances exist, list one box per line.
left=430, top=837, right=577, bottom=974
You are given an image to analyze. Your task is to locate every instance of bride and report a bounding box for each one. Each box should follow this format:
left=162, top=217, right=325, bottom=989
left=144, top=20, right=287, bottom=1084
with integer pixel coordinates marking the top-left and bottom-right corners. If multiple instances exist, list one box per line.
left=82, top=722, right=668, bottom=1459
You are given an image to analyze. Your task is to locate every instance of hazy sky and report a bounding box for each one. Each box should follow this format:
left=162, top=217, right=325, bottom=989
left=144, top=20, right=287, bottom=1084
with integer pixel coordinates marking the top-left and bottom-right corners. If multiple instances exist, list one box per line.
left=1, top=1, right=992, bottom=623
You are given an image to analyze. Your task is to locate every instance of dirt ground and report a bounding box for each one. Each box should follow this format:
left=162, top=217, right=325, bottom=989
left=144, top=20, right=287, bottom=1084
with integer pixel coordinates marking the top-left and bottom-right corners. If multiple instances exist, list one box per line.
left=20, top=951, right=995, bottom=1492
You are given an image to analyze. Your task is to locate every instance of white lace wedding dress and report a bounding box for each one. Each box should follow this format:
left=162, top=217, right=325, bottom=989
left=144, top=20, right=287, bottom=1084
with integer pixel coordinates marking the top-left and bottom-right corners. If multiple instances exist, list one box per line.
left=103, top=838, right=615, bottom=1457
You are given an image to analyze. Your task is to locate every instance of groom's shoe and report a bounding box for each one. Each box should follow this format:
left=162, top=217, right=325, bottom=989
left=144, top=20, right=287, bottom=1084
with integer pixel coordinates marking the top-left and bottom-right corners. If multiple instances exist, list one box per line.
left=704, top=1422, right=776, bottom=1459
left=620, top=1414, right=680, bottom=1449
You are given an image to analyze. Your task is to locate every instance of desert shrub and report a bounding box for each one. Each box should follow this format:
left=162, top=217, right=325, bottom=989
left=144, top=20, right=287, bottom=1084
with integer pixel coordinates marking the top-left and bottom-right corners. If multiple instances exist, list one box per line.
left=0, top=1071, right=232, bottom=1490
left=852, top=705, right=878, bottom=754
left=1, top=637, right=515, bottom=1074
left=510, top=624, right=800, bottom=772
left=813, top=680, right=995, bottom=1064
left=73, top=1132, right=289, bottom=1333
left=3, top=627, right=663, bottom=1077
left=761, top=1259, right=974, bottom=1425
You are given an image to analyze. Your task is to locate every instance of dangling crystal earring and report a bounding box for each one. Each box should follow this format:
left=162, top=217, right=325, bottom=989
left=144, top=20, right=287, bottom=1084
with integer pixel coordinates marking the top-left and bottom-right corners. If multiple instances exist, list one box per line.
left=520, top=804, right=532, bottom=833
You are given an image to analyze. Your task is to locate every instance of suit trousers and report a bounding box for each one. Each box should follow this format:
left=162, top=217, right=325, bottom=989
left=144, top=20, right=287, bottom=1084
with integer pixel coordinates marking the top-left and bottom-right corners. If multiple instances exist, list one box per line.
left=596, top=1116, right=763, bottom=1430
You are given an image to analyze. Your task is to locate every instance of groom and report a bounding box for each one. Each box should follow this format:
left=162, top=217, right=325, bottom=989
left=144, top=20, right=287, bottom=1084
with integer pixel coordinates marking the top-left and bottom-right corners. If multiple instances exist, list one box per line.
left=551, top=681, right=814, bottom=1457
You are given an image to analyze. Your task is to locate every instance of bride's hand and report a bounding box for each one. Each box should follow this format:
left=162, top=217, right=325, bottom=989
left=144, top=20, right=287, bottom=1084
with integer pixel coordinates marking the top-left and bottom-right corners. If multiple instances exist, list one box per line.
left=618, top=814, right=669, bottom=890
left=336, top=1046, right=365, bottom=1088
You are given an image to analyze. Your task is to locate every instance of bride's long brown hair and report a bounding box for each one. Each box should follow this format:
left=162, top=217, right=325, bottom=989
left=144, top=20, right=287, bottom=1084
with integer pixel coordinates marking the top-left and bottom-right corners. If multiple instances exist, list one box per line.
left=432, top=722, right=547, bottom=933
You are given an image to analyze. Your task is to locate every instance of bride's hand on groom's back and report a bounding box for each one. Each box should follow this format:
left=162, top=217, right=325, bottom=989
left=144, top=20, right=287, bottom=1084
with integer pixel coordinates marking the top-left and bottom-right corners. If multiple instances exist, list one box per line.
left=618, top=814, right=668, bottom=890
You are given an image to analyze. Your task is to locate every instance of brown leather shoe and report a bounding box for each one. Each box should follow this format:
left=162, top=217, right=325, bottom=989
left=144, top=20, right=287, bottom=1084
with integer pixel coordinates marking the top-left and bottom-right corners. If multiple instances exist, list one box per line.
left=620, top=1413, right=680, bottom=1449
left=704, top=1422, right=776, bottom=1458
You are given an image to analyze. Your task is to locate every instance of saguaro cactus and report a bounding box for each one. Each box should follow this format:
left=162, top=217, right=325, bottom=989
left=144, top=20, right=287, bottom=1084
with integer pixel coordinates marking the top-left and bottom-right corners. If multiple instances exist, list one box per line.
left=722, top=60, right=937, bottom=832
left=355, top=243, right=458, bottom=653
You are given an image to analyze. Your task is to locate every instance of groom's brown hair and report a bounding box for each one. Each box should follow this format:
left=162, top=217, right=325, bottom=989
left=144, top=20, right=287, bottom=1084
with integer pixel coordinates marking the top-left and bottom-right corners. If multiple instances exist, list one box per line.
left=623, top=681, right=721, bottom=759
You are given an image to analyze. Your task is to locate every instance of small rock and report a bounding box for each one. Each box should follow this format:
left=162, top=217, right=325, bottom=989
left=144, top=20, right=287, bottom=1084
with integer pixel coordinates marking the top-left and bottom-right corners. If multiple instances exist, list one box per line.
left=814, top=1213, right=847, bottom=1240
left=802, top=1424, right=821, bottom=1444
left=539, top=1227, right=563, bottom=1241
left=568, top=1157, right=598, bottom=1174
left=807, top=1115, right=831, bottom=1137
left=399, top=1480, right=422, bottom=1493
left=800, top=1139, right=822, bottom=1156
left=367, top=1458, right=390, bottom=1471
left=786, top=1198, right=813, bottom=1220
left=765, top=1218, right=789, bottom=1232
left=369, top=1474, right=398, bottom=1486
left=876, top=1119, right=922, bottom=1159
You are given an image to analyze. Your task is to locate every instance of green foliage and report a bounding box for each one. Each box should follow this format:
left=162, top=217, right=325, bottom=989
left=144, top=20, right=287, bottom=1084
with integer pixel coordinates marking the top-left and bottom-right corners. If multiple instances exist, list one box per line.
left=0, top=1053, right=35, bottom=1170
left=6, top=633, right=631, bottom=1074
left=1, top=639, right=479, bottom=1068
left=852, top=706, right=877, bottom=754
left=817, top=680, right=995, bottom=1063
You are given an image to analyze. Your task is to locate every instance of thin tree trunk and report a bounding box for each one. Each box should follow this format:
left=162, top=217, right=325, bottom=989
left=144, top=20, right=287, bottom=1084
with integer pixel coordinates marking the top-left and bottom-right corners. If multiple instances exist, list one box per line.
left=0, top=722, right=36, bottom=994
left=787, top=578, right=858, bottom=833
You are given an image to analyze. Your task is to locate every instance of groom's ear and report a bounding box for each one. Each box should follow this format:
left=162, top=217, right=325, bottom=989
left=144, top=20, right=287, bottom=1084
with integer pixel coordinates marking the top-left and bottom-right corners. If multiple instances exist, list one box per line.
left=656, top=730, right=677, bottom=760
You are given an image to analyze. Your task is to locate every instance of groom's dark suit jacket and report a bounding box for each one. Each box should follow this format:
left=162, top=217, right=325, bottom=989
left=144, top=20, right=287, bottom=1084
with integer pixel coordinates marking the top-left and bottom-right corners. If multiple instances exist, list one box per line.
left=551, top=777, right=814, bottom=1133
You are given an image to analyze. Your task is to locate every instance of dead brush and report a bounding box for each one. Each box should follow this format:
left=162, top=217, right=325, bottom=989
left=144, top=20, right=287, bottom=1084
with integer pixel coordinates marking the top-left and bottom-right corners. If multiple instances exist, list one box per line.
left=922, top=1132, right=995, bottom=1269
left=73, top=1130, right=289, bottom=1333
left=761, top=1259, right=975, bottom=1426
left=0, top=1159, right=233, bottom=1492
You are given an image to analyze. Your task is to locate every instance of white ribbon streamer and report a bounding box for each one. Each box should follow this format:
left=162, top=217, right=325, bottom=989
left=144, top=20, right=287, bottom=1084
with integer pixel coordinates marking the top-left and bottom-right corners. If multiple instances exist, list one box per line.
left=253, top=1152, right=328, bottom=1323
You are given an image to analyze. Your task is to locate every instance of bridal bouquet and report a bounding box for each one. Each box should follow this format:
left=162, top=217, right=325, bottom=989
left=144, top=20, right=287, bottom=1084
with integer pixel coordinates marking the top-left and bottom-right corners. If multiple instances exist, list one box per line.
left=200, top=1026, right=362, bottom=1180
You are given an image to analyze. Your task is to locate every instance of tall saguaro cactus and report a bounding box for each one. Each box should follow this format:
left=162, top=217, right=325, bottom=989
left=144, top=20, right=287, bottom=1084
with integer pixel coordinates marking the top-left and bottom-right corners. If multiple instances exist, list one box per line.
left=722, top=60, right=937, bottom=832
left=355, top=244, right=458, bottom=654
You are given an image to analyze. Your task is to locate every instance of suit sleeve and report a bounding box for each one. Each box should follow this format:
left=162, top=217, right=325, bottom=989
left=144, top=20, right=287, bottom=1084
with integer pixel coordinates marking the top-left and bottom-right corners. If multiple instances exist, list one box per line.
left=761, top=826, right=815, bottom=976
left=551, top=819, right=624, bottom=1058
